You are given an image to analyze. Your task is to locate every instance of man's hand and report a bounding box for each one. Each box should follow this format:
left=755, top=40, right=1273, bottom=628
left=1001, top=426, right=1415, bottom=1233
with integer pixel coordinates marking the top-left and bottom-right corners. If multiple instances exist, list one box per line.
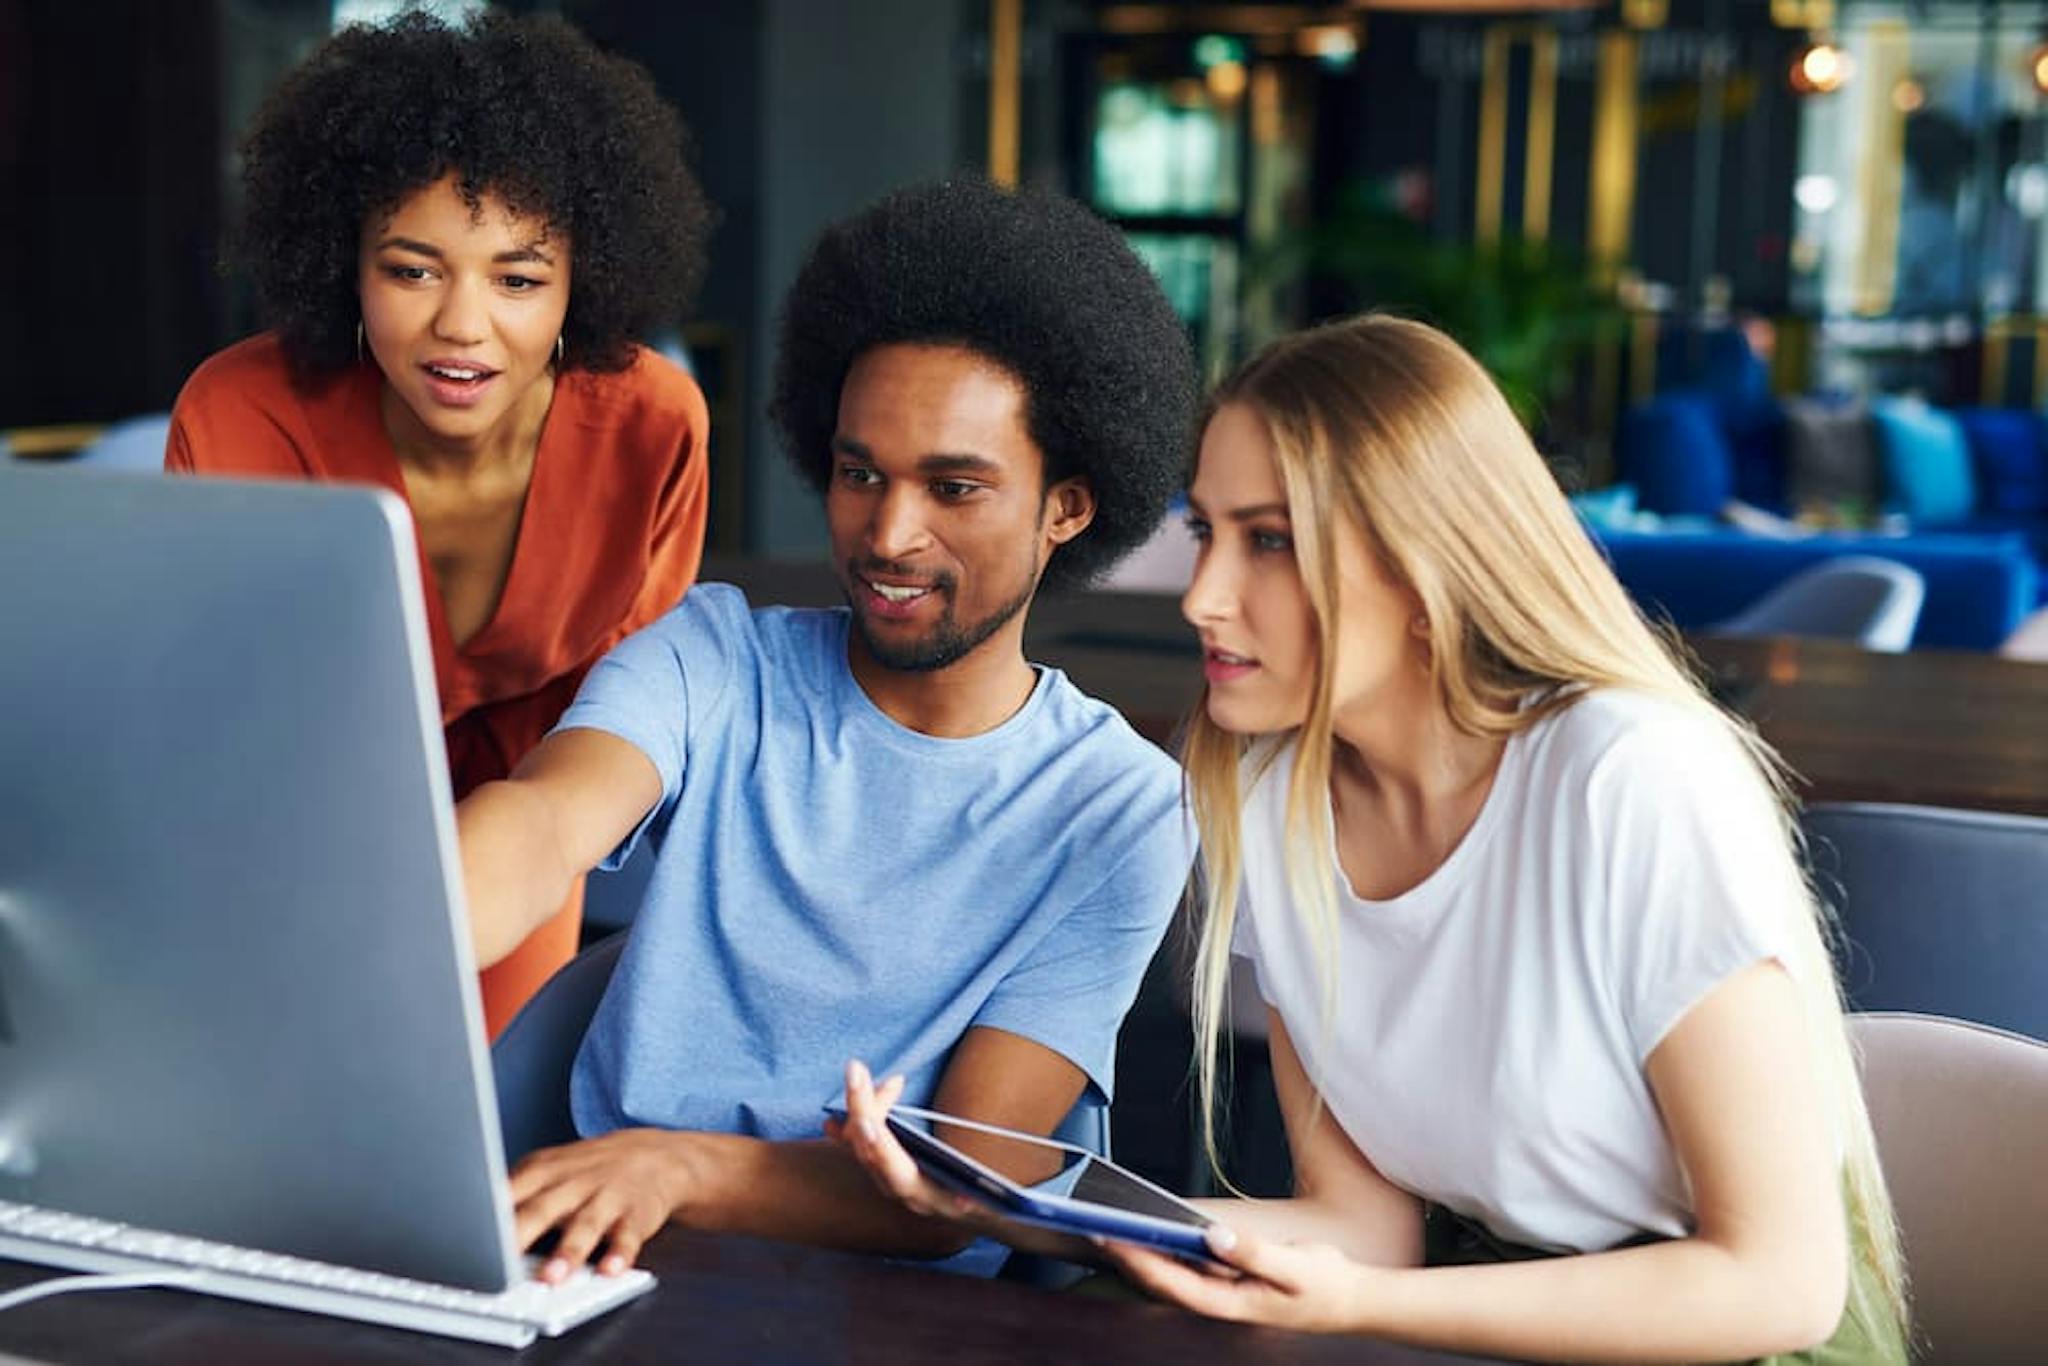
left=828, top=1058, right=1106, bottom=1267
left=509, top=1129, right=694, bottom=1282
left=826, top=1061, right=982, bottom=1222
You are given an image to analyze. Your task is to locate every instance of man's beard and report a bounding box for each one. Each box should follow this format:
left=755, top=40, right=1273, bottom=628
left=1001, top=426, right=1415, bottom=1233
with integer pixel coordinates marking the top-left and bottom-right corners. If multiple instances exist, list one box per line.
left=846, top=560, right=1039, bottom=673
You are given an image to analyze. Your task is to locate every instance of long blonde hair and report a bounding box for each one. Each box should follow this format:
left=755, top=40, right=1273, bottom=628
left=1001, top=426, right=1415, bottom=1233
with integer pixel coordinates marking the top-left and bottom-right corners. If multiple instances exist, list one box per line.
left=1184, top=314, right=1905, bottom=1336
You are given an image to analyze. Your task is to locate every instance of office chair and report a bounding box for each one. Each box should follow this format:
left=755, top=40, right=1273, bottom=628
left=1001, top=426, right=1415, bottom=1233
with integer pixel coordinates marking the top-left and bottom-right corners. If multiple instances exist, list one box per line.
left=1804, top=802, right=2048, bottom=1041
left=490, top=932, right=1112, bottom=1282
left=74, top=413, right=174, bottom=471
left=1850, top=1012, right=2048, bottom=1362
left=581, top=843, right=655, bottom=940
left=1709, top=555, right=1926, bottom=652
left=1708, top=555, right=1926, bottom=653
left=492, top=933, right=626, bottom=1163
left=1998, top=603, right=2048, bottom=661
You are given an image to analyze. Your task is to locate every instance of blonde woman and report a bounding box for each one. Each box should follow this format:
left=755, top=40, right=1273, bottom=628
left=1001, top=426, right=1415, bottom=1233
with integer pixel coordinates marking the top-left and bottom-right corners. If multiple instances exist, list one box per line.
left=838, top=315, right=1907, bottom=1363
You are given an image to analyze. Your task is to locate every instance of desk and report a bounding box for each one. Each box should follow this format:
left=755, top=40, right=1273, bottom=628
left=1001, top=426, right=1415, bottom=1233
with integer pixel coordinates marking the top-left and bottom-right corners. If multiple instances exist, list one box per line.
left=1691, top=635, right=2048, bottom=817
left=0, top=1229, right=1500, bottom=1364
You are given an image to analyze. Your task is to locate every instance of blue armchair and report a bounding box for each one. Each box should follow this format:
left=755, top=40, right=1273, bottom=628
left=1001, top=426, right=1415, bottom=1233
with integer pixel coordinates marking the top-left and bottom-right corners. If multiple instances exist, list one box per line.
left=1592, top=525, right=2036, bottom=650
left=1607, top=384, right=2048, bottom=651
left=1805, top=803, right=2048, bottom=1041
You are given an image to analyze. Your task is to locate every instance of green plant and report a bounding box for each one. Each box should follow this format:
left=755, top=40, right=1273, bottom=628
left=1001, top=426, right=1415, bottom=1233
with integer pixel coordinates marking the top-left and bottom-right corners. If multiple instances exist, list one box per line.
left=1269, top=182, right=1621, bottom=427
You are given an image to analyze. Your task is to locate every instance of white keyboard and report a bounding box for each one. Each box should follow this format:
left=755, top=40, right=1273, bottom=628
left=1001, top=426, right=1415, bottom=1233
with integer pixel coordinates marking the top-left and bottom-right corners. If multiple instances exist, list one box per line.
left=0, top=1199, right=655, bottom=1349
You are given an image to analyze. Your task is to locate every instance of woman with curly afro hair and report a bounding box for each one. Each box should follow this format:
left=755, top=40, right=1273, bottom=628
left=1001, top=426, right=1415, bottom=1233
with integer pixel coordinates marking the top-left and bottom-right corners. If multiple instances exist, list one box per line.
left=167, top=10, right=716, bottom=1036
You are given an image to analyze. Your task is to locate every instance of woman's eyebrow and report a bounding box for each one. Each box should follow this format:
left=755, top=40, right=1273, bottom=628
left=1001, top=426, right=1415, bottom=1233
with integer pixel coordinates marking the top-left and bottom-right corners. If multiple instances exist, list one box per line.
left=370, top=239, right=556, bottom=267
left=373, top=235, right=442, bottom=257
left=1186, top=494, right=1290, bottom=522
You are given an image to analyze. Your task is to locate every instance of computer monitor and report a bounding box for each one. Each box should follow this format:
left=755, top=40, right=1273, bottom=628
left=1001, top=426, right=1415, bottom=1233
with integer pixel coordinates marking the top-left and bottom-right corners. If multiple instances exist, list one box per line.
left=0, top=467, right=519, bottom=1292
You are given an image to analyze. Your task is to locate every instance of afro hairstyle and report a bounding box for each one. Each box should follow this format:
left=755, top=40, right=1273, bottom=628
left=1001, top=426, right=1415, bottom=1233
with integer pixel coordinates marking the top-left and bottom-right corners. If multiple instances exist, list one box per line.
left=770, top=176, right=1198, bottom=593
left=235, top=10, right=713, bottom=377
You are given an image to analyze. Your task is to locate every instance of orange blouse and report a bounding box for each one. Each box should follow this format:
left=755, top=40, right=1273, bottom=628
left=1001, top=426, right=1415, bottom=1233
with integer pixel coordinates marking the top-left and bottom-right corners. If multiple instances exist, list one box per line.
left=167, top=333, right=709, bottom=1037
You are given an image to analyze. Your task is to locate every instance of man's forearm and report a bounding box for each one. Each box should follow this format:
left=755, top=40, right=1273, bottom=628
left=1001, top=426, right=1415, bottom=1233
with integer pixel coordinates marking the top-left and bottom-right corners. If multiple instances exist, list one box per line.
left=668, top=1131, right=973, bottom=1259
left=458, top=779, right=580, bottom=968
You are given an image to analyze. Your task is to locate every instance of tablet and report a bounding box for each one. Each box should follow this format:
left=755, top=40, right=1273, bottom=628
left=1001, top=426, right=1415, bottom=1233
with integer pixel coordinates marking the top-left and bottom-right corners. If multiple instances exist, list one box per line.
left=836, top=1103, right=1223, bottom=1265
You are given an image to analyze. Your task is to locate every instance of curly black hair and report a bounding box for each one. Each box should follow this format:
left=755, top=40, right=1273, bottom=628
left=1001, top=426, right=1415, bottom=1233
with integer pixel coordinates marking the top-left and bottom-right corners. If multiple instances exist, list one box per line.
left=236, top=10, right=712, bottom=376
left=770, top=177, right=1199, bottom=593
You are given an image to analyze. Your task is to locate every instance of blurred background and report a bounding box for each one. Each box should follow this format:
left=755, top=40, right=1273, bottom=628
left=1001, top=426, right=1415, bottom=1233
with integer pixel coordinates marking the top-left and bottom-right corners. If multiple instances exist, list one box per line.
left=8, top=0, right=2048, bottom=555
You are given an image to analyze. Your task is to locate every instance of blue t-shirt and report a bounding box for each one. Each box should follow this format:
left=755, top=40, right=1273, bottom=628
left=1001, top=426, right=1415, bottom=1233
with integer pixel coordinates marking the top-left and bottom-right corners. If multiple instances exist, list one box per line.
left=558, top=584, right=1193, bottom=1142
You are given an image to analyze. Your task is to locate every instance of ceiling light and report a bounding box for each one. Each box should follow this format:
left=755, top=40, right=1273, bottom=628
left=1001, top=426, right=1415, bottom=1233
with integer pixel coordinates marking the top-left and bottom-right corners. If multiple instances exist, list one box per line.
left=1790, top=40, right=1852, bottom=95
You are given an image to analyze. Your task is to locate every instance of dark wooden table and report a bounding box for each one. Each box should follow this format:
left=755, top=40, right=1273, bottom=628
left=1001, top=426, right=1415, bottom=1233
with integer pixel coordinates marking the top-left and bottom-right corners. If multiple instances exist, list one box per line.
left=705, top=557, right=2048, bottom=816
left=0, top=1230, right=1500, bottom=1364
left=1690, top=635, right=2048, bottom=817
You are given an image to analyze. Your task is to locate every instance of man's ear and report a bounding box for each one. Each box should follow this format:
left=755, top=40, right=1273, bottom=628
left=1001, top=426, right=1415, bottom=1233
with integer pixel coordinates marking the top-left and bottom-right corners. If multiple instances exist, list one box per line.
left=1043, top=477, right=1096, bottom=548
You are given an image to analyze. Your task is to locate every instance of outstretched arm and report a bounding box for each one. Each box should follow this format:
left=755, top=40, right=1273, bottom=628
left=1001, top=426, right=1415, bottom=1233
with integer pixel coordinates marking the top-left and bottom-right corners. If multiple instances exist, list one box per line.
left=1105, top=961, right=1850, bottom=1363
left=458, top=728, right=663, bottom=967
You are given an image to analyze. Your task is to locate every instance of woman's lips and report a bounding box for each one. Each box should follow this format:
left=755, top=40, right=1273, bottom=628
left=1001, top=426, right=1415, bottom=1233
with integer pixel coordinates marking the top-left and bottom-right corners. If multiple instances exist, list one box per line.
left=418, top=361, right=500, bottom=410
left=1204, top=648, right=1257, bottom=683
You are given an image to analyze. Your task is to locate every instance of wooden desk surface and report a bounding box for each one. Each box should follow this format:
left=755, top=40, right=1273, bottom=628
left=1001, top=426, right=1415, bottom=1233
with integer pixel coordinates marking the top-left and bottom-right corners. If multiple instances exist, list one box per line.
left=1690, top=635, right=2048, bottom=817
left=0, top=1230, right=1501, bottom=1364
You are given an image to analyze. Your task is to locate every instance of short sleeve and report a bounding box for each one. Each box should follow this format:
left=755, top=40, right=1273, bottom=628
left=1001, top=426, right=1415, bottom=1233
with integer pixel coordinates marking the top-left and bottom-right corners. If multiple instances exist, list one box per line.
left=970, top=807, right=1194, bottom=1101
left=1589, top=713, right=1801, bottom=1062
left=551, top=584, right=744, bottom=869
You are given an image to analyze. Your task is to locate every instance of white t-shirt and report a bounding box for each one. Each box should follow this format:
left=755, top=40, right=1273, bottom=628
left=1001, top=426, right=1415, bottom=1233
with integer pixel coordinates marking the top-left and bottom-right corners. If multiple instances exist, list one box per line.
left=1233, top=689, right=1799, bottom=1253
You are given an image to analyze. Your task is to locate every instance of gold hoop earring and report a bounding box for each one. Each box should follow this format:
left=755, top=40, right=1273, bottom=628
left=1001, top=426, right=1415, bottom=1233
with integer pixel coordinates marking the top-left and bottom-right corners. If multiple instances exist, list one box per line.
left=554, top=334, right=565, bottom=367
left=355, top=321, right=365, bottom=364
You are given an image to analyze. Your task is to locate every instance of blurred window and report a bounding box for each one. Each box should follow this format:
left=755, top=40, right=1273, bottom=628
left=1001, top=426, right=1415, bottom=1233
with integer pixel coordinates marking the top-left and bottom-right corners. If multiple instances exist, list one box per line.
left=1092, top=80, right=1242, bottom=216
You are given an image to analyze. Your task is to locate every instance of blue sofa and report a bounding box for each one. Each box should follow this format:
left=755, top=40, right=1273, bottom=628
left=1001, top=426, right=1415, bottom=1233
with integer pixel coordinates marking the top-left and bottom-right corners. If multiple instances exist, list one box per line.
left=1608, top=340, right=2048, bottom=648
left=1591, top=525, right=2038, bottom=651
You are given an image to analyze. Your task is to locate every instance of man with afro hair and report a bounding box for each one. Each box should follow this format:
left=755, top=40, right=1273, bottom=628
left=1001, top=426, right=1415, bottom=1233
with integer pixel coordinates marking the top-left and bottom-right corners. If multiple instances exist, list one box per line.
left=459, top=177, right=1199, bottom=1280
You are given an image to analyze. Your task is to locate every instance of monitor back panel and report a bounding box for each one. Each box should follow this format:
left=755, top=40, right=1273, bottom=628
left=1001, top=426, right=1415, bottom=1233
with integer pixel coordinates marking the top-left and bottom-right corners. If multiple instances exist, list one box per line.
left=0, top=468, right=519, bottom=1291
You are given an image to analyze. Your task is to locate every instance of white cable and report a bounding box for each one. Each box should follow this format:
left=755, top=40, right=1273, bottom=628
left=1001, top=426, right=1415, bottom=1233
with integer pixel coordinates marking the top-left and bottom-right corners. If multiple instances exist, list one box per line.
left=0, top=1269, right=206, bottom=1314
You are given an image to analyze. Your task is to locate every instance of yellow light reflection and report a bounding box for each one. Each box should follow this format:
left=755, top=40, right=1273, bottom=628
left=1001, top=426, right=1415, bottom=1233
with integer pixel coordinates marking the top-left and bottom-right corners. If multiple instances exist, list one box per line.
left=1791, top=41, right=1852, bottom=94
left=1205, top=59, right=1248, bottom=101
